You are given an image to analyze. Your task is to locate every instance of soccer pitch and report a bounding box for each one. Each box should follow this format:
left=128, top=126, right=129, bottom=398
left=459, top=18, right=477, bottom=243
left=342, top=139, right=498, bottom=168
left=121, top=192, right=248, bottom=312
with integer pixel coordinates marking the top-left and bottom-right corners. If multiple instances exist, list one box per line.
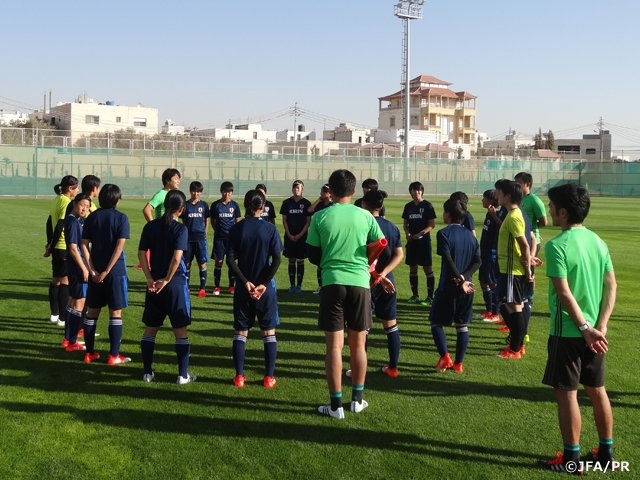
left=0, top=196, right=637, bottom=479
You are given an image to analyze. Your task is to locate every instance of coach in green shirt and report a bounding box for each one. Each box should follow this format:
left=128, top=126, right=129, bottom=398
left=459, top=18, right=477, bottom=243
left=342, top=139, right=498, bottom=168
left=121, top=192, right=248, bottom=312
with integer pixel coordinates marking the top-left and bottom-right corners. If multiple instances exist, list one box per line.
left=515, top=172, right=547, bottom=247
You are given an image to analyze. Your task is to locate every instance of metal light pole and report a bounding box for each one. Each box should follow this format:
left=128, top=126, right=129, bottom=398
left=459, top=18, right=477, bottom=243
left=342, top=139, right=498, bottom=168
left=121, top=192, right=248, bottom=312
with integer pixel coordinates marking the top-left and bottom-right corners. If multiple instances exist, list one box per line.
left=394, top=0, right=424, bottom=182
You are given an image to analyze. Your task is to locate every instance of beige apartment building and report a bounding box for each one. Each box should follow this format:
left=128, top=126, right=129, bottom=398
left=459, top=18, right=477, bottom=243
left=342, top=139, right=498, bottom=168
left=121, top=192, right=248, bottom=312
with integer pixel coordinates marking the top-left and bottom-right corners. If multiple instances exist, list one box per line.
left=377, top=75, right=477, bottom=150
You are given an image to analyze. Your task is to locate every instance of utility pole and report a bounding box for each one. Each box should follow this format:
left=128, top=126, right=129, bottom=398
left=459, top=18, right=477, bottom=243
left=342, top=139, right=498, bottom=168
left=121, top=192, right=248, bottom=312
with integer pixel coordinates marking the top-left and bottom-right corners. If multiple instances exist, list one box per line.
left=597, top=116, right=605, bottom=163
left=292, top=102, right=300, bottom=179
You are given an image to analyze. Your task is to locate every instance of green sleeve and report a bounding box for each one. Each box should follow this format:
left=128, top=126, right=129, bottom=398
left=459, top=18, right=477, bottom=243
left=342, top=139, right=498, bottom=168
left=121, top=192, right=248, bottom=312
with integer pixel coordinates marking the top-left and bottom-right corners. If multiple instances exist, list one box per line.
left=533, top=196, right=547, bottom=221
left=306, top=216, right=320, bottom=247
left=148, top=190, right=165, bottom=209
left=545, top=239, right=567, bottom=279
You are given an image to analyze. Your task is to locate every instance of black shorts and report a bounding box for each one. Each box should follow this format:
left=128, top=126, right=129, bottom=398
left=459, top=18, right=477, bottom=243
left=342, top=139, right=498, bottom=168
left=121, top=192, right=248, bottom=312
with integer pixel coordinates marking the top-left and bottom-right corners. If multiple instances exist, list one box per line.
left=51, top=248, right=68, bottom=278
left=319, top=284, right=371, bottom=332
left=233, top=281, right=279, bottom=331
left=405, top=237, right=432, bottom=267
left=497, top=273, right=526, bottom=305
left=542, top=335, right=605, bottom=390
left=142, top=280, right=191, bottom=329
left=283, top=235, right=308, bottom=259
left=429, top=288, right=474, bottom=326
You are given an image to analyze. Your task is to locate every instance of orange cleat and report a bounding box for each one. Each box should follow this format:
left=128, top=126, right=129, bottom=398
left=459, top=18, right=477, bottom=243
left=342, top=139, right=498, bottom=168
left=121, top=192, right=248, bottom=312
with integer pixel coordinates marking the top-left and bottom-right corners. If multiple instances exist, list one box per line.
left=198, top=289, right=206, bottom=298
left=498, top=326, right=510, bottom=332
left=381, top=366, right=399, bottom=378
left=84, top=352, right=100, bottom=363
left=61, top=338, right=69, bottom=348
left=495, top=348, right=521, bottom=359
left=451, top=362, right=464, bottom=373
left=65, top=342, right=86, bottom=352
left=435, top=353, right=453, bottom=372
left=107, top=354, right=131, bottom=365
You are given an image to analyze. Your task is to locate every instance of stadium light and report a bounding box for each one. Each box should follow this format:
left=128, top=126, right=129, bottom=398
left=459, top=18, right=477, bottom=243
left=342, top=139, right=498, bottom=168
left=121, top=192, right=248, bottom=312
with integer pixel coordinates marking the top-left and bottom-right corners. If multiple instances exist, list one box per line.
left=394, top=0, right=425, bottom=181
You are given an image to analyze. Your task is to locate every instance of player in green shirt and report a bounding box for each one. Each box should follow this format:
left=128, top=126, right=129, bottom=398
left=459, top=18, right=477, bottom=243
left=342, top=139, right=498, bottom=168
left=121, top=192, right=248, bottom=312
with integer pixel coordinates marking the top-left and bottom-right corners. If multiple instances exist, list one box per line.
left=514, top=172, right=547, bottom=245
left=539, top=183, right=617, bottom=473
left=307, top=169, right=389, bottom=419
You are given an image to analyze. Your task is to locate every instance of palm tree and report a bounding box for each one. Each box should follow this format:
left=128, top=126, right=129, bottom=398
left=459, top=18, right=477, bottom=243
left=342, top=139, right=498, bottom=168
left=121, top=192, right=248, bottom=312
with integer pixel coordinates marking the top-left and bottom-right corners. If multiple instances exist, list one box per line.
left=1, top=157, right=10, bottom=177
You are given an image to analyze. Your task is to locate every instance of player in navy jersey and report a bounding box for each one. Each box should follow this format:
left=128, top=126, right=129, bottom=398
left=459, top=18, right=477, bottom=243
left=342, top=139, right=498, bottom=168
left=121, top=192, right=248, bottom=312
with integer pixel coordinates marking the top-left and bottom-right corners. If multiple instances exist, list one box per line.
left=62, top=193, right=92, bottom=352
left=139, top=190, right=196, bottom=384
left=180, top=181, right=210, bottom=298
left=80, top=184, right=131, bottom=365
left=228, top=190, right=283, bottom=388
left=429, top=198, right=481, bottom=373
left=402, top=181, right=437, bottom=305
left=354, top=178, right=386, bottom=218
left=256, top=184, right=276, bottom=224
left=308, top=184, right=333, bottom=294
left=478, top=190, right=503, bottom=322
left=449, top=191, right=476, bottom=237
left=362, top=189, right=403, bottom=377
left=210, top=181, right=241, bottom=295
left=280, top=180, right=312, bottom=292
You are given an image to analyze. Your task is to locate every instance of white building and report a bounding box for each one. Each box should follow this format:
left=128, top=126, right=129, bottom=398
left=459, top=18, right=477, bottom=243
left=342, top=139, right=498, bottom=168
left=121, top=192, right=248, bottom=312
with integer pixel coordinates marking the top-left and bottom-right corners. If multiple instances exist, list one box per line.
left=32, top=96, right=158, bottom=136
left=191, top=123, right=276, bottom=142
left=323, top=123, right=372, bottom=143
left=0, top=109, right=29, bottom=125
left=161, top=119, right=185, bottom=135
left=482, top=131, right=534, bottom=151
left=277, top=126, right=316, bottom=142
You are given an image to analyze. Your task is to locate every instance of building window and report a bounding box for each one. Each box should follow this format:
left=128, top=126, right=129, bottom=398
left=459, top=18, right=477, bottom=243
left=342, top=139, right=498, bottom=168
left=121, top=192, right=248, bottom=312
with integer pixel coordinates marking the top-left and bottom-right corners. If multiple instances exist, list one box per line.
left=253, top=132, right=258, bottom=139
left=50, top=117, right=56, bottom=126
left=85, top=115, right=99, bottom=125
left=411, top=116, right=418, bottom=125
left=558, top=145, right=580, bottom=153
left=134, top=117, right=147, bottom=127
left=116, top=116, right=121, bottom=123
left=421, top=99, right=426, bottom=106
left=586, top=148, right=596, bottom=155
left=390, top=116, right=396, bottom=127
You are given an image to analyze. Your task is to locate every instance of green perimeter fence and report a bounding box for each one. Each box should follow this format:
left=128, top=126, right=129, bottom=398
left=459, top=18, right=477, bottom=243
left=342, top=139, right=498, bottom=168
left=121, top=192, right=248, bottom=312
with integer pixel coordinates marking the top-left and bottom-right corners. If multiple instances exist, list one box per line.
left=0, top=144, right=638, bottom=197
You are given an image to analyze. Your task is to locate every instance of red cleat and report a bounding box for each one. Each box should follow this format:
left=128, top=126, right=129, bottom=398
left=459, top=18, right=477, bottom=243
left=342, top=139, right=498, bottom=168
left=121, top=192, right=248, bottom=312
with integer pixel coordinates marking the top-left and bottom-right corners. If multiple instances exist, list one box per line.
left=77, top=329, right=84, bottom=338
left=213, top=287, right=221, bottom=296
left=136, top=264, right=143, bottom=270
left=107, top=354, right=132, bottom=365
left=381, top=366, right=399, bottom=378
left=263, top=376, right=276, bottom=388
left=495, top=348, right=521, bottom=359
left=233, top=374, right=245, bottom=387
left=498, top=326, right=510, bottom=332
left=228, top=286, right=235, bottom=295
left=451, top=362, right=464, bottom=373
left=496, top=321, right=506, bottom=326
left=65, top=342, right=86, bottom=352
left=198, top=289, right=206, bottom=298
left=61, top=338, right=69, bottom=348
left=84, top=352, right=100, bottom=363
left=435, top=353, right=453, bottom=372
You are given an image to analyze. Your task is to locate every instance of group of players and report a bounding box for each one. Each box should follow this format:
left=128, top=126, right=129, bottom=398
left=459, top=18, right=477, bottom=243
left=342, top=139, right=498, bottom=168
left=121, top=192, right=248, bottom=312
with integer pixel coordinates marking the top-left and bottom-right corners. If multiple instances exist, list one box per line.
left=43, top=166, right=617, bottom=473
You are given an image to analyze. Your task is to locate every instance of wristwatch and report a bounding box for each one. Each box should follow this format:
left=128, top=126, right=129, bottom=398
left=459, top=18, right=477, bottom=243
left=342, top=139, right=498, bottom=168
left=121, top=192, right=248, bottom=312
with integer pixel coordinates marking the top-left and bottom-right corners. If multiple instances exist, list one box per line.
left=578, top=323, right=589, bottom=332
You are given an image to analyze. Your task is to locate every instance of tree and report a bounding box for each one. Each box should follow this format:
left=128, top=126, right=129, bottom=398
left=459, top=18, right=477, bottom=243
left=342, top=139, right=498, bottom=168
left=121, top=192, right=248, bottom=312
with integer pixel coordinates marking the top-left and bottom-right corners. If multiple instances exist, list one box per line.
left=546, top=130, right=555, bottom=151
left=1, top=157, right=10, bottom=176
left=533, top=128, right=543, bottom=149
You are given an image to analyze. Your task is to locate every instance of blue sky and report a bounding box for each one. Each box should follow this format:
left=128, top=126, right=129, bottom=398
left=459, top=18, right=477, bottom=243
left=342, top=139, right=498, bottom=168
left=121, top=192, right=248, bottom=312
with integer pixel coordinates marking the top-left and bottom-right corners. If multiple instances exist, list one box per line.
left=2, top=0, right=639, bottom=150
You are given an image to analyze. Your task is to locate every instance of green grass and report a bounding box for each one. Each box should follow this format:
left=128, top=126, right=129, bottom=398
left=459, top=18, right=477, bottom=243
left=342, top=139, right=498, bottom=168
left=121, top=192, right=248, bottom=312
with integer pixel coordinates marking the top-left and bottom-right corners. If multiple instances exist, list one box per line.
left=0, top=196, right=638, bottom=480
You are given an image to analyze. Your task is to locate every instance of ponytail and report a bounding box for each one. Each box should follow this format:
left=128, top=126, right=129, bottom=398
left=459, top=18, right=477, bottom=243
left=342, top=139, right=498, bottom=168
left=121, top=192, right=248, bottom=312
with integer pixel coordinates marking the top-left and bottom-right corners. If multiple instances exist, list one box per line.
left=54, top=175, right=79, bottom=195
left=163, top=190, right=186, bottom=224
left=243, top=189, right=265, bottom=218
left=362, top=189, right=388, bottom=212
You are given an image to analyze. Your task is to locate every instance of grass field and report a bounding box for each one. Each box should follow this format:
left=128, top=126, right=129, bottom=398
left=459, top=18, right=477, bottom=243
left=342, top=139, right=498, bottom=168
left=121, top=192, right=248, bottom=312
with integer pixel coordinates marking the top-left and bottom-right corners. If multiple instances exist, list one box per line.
left=0, top=195, right=638, bottom=480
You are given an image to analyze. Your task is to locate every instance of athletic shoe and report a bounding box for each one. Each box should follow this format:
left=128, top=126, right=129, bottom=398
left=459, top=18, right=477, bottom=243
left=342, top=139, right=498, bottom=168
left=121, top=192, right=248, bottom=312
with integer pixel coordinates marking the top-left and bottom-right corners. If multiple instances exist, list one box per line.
left=84, top=352, right=100, bottom=363
left=451, top=362, right=464, bottom=373
left=505, top=334, right=512, bottom=345
left=233, top=374, right=245, bottom=387
left=496, top=320, right=506, bottom=326
left=407, top=295, right=420, bottom=304
left=489, top=314, right=501, bottom=322
left=294, top=285, right=302, bottom=293
left=56, top=319, right=65, bottom=327
left=538, top=451, right=584, bottom=475
left=77, top=329, right=84, bottom=338
left=420, top=297, right=434, bottom=307
left=524, top=334, right=530, bottom=343
left=477, top=311, right=492, bottom=319
left=483, top=314, right=500, bottom=323
left=495, top=348, right=521, bottom=359
left=49, top=314, right=59, bottom=323
left=198, top=289, right=206, bottom=298
left=519, top=345, right=526, bottom=355
left=228, top=286, right=235, bottom=295
left=312, top=287, right=321, bottom=294
left=381, top=366, right=398, bottom=378
left=107, top=354, right=132, bottom=365
left=288, top=285, right=296, bottom=293
left=177, top=373, right=197, bottom=384
left=136, top=264, right=143, bottom=270
left=61, top=339, right=69, bottom=348
left=213, top=287, right=221, bottom=296
left=263, top=376, right=277, bottom=388
left=65, top=342, right=86, bottom=352
left=498, top=326, right=510, bottom=333
left=583, top=447, right=614, bottom=467
left=350, top=399, right=368, bottom=413
left=143, top=372, right=155, bottom=383
left=317, top=403, right=344, bottom=419
left=435, top=353, right=453, bottom=372
left=345, top=370, right=352, bottom=378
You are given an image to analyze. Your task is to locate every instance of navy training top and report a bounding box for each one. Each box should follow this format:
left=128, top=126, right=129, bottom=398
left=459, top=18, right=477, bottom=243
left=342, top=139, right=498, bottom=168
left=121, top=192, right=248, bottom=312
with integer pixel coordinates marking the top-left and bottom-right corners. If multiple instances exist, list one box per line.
left=369, top=216, right=402, bottom=283
left=82, top=208, right=129, bottom=276
left=280, top=196, right=312, bottom=236
left=210, top=199, right=241, bottom=239
left=402, top=199, right=437, bottom=238
left=138, top=218, right=188, bottom=282
left=181, top=200, right=210, bottom=242
left=260, top=200, right=277, bottom=223
left=64, top=214, right=86, bottom=277
left=436, top=223, right=480, bottom=292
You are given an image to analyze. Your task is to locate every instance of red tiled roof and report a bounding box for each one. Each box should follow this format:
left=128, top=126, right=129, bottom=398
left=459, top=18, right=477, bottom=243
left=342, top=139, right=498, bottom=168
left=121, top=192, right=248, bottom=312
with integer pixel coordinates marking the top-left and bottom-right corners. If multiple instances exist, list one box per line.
left=537, top=149, right=562, bottom=158
left=456, top=91, right=477, bottom=99
left=410, top=75, right=452, bottom=86
left=379, top=86, right=460, bottom=101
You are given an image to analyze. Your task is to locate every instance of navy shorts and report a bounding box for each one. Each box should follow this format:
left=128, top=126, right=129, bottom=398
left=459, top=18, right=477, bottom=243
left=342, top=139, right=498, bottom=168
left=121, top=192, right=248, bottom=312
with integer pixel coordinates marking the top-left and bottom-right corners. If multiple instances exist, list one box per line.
left=86, top=275, right=128, bottom=310
left=542, top=335, right=605, bottom=390
left=371, top=280, right=397, bottom=321
left=212, top=238, right=232, bottom=261
left=429, top=288, right=474, bottom=326
left=233, top=280, right=279, bottom=331
left=68, top=274, right=88, bottom=300
left=283, top=235, right=308, bottom=259
left=51, top=248, right=68, bottom=278
left=479, top=250, right=498, bottom=285
left=142, top=280, right=191, bottom=329
left=405, top=237, right=432, bottom=267
left=185, top=240, right=209, bottom=265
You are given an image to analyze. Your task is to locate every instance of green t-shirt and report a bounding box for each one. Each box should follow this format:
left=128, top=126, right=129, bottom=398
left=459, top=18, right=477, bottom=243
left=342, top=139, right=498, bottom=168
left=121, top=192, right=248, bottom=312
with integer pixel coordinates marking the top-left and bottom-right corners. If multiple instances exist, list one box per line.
left=520, top=193, right=546, bottom=243
left=497, top=208, right=526, bottom=275
left=50, top=194, right=71, bottom=250
left=148, top=189, right=168, bottom=219
left=306, top=203, right=384, bottom=288
left=545, top=226, right=613, bottom=338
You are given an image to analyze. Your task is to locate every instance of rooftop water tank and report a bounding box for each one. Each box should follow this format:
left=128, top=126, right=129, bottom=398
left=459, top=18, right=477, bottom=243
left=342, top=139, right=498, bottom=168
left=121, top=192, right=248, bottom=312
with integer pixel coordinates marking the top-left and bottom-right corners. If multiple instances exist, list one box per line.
left=106, top=101, right=115, bottom=106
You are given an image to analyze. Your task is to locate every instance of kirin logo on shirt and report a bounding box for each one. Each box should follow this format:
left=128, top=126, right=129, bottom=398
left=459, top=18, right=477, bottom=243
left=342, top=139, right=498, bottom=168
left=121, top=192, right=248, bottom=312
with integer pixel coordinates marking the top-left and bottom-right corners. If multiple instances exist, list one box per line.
left=198, top=207, right=203, bottom=213
left=229, top=207, right=234, bottom=213
left=419, top=208, right=424, bottom=213
left=265, top=207, right=270, bottom=212
left=299, top=204, right=304, bottom=210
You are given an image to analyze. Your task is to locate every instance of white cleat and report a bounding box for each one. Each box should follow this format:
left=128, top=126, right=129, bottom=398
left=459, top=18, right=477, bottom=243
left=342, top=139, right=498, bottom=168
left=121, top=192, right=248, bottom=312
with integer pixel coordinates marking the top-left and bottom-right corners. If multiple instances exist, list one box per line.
left=350, top=399, right=369, bottom=413
left=317, top=403, right=344, bottom=419
left=143, top=372, right=155, bottom=383
left=177, top=373, right=197, bottom=384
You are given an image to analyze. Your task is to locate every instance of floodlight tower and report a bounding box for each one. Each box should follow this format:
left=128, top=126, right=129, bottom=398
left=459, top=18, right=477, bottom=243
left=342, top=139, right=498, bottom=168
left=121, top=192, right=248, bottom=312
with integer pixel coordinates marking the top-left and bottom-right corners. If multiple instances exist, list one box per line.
left=394, top=0, right=424, bottom=181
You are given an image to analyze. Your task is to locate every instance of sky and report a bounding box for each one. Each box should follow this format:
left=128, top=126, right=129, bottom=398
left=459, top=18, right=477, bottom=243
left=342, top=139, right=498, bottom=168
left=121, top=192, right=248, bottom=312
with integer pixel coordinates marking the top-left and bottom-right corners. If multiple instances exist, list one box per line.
left=2, top=0, right=639, bottom=151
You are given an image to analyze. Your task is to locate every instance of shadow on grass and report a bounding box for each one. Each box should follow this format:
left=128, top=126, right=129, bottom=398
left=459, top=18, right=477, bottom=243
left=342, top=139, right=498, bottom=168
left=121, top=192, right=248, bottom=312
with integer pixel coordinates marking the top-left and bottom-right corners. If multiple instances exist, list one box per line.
left=0, top=400, right=543, bottom=468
